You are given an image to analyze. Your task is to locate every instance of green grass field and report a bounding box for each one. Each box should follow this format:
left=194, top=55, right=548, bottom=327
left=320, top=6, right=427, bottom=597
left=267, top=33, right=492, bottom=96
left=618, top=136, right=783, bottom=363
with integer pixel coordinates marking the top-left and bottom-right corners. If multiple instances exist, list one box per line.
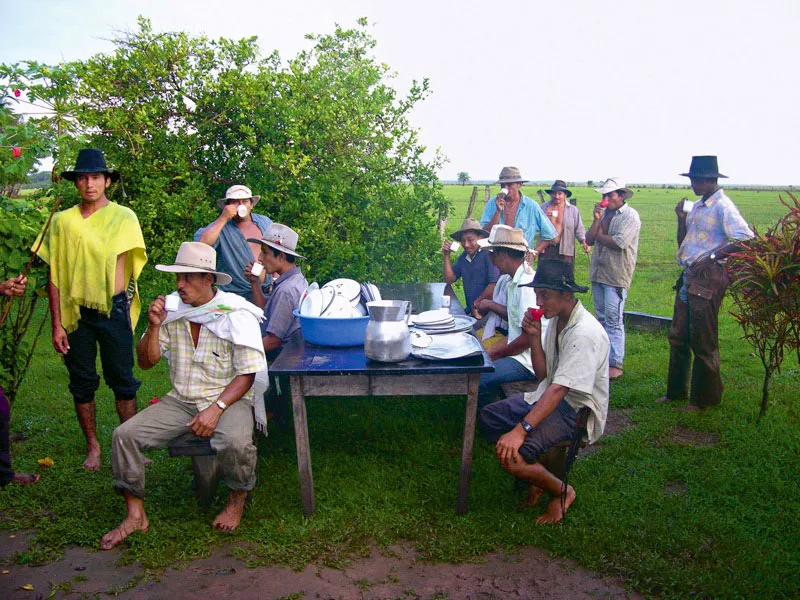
left=2, top=184, right=798, bottom=598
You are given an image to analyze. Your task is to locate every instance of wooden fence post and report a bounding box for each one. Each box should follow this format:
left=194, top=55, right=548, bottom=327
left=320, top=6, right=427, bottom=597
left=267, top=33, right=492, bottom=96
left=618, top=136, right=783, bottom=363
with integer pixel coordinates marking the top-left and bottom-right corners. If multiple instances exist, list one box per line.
left=465, top=186, right=478, bottom=219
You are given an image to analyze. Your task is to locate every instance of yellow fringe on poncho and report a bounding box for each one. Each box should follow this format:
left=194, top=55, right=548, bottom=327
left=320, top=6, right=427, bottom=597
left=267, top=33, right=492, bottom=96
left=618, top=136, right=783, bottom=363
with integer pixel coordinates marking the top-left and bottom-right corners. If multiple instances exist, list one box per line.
left=33, top=202, right=147, bottom=333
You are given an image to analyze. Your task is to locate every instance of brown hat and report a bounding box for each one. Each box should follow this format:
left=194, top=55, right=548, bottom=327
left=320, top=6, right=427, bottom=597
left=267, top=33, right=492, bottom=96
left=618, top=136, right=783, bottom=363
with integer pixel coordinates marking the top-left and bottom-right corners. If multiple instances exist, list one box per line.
left=247, top=223, right=306, bottom=259
left=496, top=166, right=528, bottom=185
left=155, top=242, right=233, bottom=286
left=477, top=225, right=529, bottom=252
left=450, top=218, right=489, bottom=241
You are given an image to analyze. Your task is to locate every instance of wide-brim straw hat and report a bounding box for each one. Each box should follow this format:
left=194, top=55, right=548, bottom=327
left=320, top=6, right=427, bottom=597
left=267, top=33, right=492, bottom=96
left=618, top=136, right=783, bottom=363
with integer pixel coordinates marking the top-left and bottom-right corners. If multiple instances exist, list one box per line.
left=450, top=218, right=489, bottom=241
left=61, top=148, right=121, bottom=182
left=544, top=179, right=572, bottom=198
left=521, top=258, right=588, bottom=294
left=594, top=177, right=634, bottom=200
left=680, top=155, right=728, bottom=179
left=496, top=166, right=528, bottom=185
left=155, top=242, right=233, bottom=286
left=216, top=184, right=262, bottom=210
left=477, top=224, right=529, bottom=252
left=247, top=223, right=306, bottom=259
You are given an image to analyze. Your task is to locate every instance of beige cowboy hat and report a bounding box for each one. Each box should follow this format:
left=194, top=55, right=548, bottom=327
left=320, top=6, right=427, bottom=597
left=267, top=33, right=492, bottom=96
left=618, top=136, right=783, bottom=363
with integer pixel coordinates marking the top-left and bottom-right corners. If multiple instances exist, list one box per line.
left=477, top=224, right=529, bottom=252
left=247, top=223, right=306, bottom=260
left=594, top=177, right=634, bottom=200
left=450, top=218, right=489, bottom=241
left=496, top=166, right=528, bottom=185
left=155, top=242, right=233, bottom=286
left=216, top=184, right=261, bottom=210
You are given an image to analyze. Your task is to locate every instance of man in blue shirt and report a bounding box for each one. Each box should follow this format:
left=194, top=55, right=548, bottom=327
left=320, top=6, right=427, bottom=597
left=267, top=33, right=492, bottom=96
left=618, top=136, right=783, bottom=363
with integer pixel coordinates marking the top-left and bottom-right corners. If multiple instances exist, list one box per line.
left=481, top=167, right=557, bottom=256
left=195, top=185, right=273, bottom=303
left=442, top=218, right=499, bottom=314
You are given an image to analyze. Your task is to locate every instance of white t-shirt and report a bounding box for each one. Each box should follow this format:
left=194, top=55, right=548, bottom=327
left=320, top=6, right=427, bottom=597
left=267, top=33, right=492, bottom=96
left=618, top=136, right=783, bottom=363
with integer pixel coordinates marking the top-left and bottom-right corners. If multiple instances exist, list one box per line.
left=524, top=300, right=609, bottom=444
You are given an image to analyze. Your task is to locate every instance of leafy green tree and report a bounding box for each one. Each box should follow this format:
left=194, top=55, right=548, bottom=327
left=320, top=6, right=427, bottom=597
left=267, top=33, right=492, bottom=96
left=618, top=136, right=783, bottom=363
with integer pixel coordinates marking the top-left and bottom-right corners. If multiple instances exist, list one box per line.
left=457, top=171, right=470, bottom=185
left=3, top=17, right=449, bottom=299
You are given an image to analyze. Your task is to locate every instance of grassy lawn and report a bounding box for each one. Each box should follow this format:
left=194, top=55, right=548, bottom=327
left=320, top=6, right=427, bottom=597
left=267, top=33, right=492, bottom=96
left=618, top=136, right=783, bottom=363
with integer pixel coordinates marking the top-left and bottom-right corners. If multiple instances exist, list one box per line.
left=2, top=184, right=798, bottom=597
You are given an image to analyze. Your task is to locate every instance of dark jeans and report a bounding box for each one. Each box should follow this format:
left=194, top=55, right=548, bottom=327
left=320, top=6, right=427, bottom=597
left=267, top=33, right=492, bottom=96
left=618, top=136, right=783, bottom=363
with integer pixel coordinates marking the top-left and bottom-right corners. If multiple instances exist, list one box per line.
left=666, top=263, right=729, bottom=407
left=479, top=393, right=578, bottom=464
left=0, top=386, right=11, bottom=485
left=64, top=292, right=140, bottom=404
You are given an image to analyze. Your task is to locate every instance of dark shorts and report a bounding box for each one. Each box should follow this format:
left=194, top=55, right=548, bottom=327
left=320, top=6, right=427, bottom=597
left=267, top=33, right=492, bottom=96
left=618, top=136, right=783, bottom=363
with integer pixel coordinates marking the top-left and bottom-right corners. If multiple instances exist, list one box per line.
left=64, top=292, right=140, bottom=403
left=479, top=393, right=578, bottom=464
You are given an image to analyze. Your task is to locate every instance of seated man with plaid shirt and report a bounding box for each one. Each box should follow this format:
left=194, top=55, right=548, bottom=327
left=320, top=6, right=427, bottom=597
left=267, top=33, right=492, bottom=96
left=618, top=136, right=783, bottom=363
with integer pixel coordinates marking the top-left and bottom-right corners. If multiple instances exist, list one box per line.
left=100, top=242, right=267, bottom=550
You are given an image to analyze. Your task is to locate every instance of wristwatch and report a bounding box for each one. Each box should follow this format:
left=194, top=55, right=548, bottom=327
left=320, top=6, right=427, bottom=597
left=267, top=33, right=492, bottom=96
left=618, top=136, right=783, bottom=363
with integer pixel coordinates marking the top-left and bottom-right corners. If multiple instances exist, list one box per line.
left=215, top=399, right=228, bottom=411
left=520, top=420, right=533, bottom=433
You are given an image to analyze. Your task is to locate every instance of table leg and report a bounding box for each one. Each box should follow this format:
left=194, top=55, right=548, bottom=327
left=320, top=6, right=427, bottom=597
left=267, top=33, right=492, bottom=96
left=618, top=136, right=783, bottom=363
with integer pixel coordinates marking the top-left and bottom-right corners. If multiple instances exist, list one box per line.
left=290, top=375, right=315, bottom=517
left=457, top=373, right=480, bottom=515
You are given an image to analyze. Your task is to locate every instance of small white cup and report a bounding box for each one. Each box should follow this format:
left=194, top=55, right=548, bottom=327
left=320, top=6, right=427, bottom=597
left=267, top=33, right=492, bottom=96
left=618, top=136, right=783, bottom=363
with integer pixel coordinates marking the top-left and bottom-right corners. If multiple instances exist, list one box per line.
left=441, top=295, right=451, bottom=308
left=237, top=205, right=248, bottom=218
left=500, top=187, right=509, bottom=196
left=164, top=295, right=180, bottom=312
left=551, top=210, right=559, bottom=218
left=450, top=241, right=460, bottom=253
left=251, top=262, right=264, bottom=277
left=682, top=199, right=695, bottom=213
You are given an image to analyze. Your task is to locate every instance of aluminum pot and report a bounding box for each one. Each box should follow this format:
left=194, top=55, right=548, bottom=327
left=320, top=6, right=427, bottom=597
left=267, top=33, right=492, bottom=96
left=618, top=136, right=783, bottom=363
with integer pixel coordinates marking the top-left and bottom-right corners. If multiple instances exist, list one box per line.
left=364, top=300, right=412, bottom=362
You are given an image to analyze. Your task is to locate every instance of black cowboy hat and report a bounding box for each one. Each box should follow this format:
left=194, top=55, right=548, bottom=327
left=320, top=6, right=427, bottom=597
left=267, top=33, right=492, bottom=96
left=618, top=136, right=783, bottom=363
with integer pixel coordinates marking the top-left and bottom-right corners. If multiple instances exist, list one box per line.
left=521, top=259, right=589, bottom=294
left=680, top=155, right=728, bottom=179
left=61, top=148, right=121, bottom=182
left=544, top=179, right=572, bottom=198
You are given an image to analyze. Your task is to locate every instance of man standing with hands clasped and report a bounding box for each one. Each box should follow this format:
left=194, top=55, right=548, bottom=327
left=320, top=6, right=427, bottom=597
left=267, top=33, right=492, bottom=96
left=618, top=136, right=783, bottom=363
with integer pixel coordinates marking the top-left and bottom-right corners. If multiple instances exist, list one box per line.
left=656, top=156, right=753, bottom=410
left=586, top=178, right=641, bottom=380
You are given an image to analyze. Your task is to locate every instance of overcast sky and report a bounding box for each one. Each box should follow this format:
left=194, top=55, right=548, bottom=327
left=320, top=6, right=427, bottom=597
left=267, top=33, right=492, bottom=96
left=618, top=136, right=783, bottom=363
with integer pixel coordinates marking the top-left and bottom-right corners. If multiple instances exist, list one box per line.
left=2, top=0, right=798, bottom=184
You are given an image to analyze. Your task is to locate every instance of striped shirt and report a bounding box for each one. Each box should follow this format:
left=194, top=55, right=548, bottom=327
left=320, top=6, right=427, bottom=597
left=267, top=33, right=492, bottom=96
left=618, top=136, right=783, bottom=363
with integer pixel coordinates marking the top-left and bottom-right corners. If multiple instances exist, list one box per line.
left=158, top=319, right=267, bottom=411
left=678, top=189, right=753, bottom=267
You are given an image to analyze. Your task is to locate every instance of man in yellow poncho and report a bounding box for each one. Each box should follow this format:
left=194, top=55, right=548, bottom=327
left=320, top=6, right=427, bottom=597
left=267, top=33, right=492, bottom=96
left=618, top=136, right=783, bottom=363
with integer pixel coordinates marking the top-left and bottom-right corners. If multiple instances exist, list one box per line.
left=33, top=149, right=147, bottom=471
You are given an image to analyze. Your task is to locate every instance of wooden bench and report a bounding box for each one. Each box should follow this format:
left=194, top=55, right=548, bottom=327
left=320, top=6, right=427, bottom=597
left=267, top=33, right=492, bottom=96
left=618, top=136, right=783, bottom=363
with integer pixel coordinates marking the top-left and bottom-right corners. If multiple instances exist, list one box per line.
left=167, top=432, right=219, bottom=509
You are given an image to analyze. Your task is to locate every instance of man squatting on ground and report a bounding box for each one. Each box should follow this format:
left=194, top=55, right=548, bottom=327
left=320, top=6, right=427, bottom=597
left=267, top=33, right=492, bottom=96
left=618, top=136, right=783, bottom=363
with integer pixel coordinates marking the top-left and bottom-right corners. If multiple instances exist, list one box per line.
left=33, top=149, right=147, bottom=471
left=586, top=178, right=641, bottom=381
left=441, top=218, right=499, bottom=317
left=194, top=185, right=273, bottom=304
left=474, top=226, right=546, bottom=406
left=657, top=156, right=753, bottom=410
left=101, top=242, right=267, bottom=550
left=479, top=259, right=609, bottom=524
left=481, top=167, right=557, bottom=256
left=1, top=276, right=40, bottom=486
left=539, top=180, right=590, bottom=262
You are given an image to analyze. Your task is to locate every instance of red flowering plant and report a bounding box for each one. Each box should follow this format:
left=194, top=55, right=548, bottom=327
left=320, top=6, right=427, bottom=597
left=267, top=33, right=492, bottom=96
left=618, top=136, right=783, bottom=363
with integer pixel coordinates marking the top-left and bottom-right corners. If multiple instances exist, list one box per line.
left=726, top=192, right=800, bottom=418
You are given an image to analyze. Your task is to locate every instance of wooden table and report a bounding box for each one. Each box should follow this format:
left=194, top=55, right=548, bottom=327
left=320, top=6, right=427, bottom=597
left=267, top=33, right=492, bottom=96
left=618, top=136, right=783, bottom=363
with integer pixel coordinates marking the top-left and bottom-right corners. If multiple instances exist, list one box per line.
left=270, top=283, right=494, bottom=517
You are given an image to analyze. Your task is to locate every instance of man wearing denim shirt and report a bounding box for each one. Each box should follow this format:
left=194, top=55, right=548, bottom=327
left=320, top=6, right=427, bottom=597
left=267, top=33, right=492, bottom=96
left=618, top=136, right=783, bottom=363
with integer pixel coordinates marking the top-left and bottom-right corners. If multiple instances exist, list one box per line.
left=481, top=167, right=557, bottom=256
left=657, top=156, right=753, bottom=410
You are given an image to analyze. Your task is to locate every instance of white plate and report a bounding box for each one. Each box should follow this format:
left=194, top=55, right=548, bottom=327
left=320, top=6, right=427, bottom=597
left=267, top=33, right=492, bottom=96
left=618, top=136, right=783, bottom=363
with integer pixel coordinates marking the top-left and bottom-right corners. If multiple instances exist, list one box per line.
left=412, top=315, right=476, bottom=335
left=413, top=309, right=455, bottom=326
left=321, top=293, right=352, bottom=317
left=324, top=278, right=361, bottom=302
left=299, top=288, right=323, bottom=316
left=410, top=330, right=432, bottom=348
left=411, top=332, right=484, bottom=360
left=320, top=286, right=336, bottom=315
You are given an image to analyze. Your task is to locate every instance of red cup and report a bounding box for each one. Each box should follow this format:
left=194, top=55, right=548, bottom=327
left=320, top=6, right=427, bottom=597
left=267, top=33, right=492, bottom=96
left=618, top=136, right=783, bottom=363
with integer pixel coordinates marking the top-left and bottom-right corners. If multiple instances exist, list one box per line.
left=528, top=307, right=544, bottom=321
left=599, top=198, right=609, bottom=208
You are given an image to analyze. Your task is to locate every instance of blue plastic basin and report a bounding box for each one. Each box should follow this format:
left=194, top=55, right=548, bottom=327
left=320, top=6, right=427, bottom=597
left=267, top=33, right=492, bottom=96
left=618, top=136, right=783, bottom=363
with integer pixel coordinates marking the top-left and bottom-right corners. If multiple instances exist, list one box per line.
left=293, top=309, right=370, bottom=347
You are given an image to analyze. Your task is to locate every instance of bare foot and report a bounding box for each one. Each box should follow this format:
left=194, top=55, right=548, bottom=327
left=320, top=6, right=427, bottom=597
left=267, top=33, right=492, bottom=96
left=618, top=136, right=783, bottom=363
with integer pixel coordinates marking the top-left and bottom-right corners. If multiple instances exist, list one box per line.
left=213, top=490, right=247, bottom=532
left=655, top=395, right=672, bottom=404
left=143, top=457, right=153, bottom=467
left=99, top=516, right=149, bottom=550
left=536, top=485, right=576, bottom=525
left=11, top=473, right=40, bottom=485
left=519, top=484, right=545, bottom=507
left=83, top=446, right=101, bottom=471
left=609, top=367, right=624, bottom=380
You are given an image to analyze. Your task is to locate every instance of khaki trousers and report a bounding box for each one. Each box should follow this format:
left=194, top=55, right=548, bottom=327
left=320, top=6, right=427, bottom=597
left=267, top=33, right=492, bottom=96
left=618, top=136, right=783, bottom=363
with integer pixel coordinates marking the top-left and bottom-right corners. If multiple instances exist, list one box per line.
left=111, top=394, right=257, bottom=498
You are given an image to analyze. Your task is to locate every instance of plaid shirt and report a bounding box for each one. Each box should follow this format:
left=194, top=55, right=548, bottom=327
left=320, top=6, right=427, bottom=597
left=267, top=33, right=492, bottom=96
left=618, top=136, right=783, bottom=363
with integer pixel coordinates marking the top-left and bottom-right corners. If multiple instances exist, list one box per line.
left=678, top=189, right=753, bottom=267
left=158, top=319, right=267, bottom=411
left=590, top=202, right=641, bottom=289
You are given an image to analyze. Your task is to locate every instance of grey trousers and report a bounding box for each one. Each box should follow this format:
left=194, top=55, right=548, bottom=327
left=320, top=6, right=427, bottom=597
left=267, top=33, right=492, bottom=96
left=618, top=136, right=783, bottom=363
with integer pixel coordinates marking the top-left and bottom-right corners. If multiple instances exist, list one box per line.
left=111, top=394, right=257, bottom=498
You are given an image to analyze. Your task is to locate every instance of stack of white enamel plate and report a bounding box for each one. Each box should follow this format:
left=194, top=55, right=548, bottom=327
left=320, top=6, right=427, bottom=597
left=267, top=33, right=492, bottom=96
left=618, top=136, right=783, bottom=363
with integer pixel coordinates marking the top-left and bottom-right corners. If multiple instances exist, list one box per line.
left=410, top=310, right=476, bottom=335
left=359, top=281, right=381, bottom=304
left=299, top=279, right=377, bottom=318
